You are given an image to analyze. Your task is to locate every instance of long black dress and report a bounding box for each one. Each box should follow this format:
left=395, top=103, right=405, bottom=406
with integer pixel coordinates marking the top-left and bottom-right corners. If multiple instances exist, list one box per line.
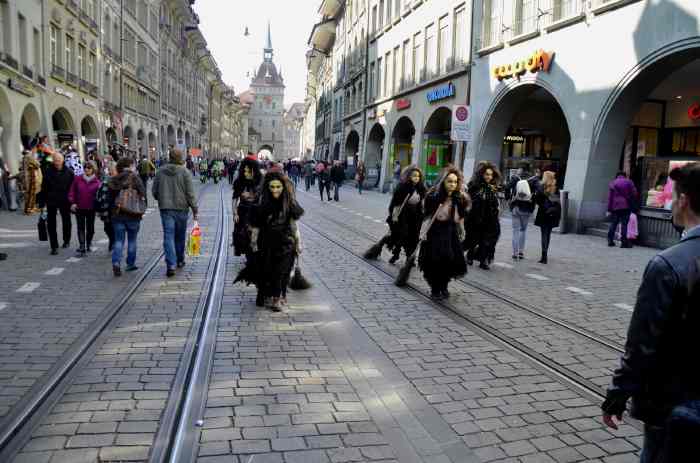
left=419, top=191, right=468, bottom=295
left=232, top=177, right=261, bottom=256
left=465, top=179, right=501, bottom=264
left=387, top=182, right=425, bottom=260
left=254, top=199, right=304, bottom=300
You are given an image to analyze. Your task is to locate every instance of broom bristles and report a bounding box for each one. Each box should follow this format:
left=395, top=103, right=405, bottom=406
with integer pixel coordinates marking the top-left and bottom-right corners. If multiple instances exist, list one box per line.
left=363, top=241, right=383, bottom=260
left=289, top=266, right=312, bottom=290
left=394, top=255, right=416, bottom=287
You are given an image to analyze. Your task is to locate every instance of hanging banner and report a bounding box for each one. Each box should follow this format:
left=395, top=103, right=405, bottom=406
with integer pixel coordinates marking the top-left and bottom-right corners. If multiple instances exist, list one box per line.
left=451, top=105, right=471, bottom=141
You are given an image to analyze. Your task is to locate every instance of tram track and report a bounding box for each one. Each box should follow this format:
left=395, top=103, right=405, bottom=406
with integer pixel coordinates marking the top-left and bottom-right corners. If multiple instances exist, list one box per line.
left=0, top=183, right=217, bottom=462
left=149, top=184, right=229, bottom=463
left=298, top=209, right=633, bottom=420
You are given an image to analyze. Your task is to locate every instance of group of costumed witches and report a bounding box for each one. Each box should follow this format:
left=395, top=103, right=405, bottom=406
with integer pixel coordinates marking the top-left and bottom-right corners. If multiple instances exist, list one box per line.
left=365, top=162, right=501, bottom=300
left=232, top=155, right=309, bottom=311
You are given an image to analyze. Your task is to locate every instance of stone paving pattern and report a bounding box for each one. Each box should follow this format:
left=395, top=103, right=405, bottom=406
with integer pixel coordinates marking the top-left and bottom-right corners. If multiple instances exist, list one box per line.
left=0, top=184, right=197, bottom=421
left=10, top=184, right=217, bottom=463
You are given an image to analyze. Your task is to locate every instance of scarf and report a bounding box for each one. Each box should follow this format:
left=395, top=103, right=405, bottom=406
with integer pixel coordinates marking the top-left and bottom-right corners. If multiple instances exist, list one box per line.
left=83, top=174, right=96, bottom=182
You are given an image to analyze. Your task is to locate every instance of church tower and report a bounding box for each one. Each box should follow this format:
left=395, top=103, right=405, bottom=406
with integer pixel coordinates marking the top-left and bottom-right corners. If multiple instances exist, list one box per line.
left=248, top=21, right=285, bottom=158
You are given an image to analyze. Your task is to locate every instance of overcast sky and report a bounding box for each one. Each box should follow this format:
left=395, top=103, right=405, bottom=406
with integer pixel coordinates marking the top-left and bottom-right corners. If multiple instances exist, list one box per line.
left=194, top=0, right=318, bottom=108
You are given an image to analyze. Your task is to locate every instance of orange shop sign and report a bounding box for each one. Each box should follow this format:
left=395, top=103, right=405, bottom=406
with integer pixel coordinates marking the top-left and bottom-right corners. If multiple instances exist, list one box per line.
left=492, top=50, right=555, bottom=81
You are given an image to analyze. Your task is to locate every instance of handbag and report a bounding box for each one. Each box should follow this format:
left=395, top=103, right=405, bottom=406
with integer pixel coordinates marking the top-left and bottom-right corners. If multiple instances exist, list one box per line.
left=115, top=176, right=146, bottom=217
left=391, top=191, right=413, bottom=223
left=37, top=213, right=48, bottom=242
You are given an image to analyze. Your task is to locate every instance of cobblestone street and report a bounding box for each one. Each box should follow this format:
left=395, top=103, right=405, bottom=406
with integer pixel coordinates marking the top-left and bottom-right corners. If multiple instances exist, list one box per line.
left=0, top=184, right=653, bottom=462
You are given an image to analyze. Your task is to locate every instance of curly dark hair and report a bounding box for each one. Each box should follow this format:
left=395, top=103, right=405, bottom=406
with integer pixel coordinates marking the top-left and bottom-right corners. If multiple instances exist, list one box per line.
left=470, top=161, right=501, bottom=186
left=258, top=171, right=304, bottom=222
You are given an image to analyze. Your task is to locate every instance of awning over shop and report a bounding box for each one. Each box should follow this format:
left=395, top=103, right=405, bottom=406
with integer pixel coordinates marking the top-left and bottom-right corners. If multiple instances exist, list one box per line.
left=308, top=19, right=336, bottom=54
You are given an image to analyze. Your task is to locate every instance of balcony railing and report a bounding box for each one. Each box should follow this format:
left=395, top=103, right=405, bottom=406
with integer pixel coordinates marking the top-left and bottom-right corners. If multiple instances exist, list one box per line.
left=66, top=71, right=78, bottom=87
left=2, top=53, right=19, bottom=70
left=51, top=64, right=65, bottom=80
left=66, top=0, right=78, bottom=14
left=79, top=78, right=89, bottom=92
left=22, top=65, right=33, bottom=79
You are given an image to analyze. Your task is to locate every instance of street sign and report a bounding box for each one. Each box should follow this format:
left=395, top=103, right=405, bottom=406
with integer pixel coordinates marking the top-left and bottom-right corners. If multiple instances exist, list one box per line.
left=451, top=105, right=471, bottom=141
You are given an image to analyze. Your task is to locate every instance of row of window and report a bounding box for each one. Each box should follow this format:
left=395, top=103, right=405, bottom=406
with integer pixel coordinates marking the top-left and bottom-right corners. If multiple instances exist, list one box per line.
left=123, top=82, right=158, bottom=119
left=124, top=0, right=159, bottom=39
left=0, top=4, right=44, bottom=81
left=49, top=25, right=97, bottom=86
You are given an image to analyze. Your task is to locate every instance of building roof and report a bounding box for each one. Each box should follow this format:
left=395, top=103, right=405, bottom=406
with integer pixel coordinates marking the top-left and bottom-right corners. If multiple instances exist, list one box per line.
left=251, top=21, right=284, bottom=87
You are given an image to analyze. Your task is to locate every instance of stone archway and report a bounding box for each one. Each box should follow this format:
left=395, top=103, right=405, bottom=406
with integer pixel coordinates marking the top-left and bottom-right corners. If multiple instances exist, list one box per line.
left=137, top=129, right=146, bottom=158
left=166, top=125, right=175, bottom=147
left=365, top=123, right=385, bottom=186
left=345, top=130, right=359, bottom=160
left=422, top=107, right=454, bottom=185
left=585, top=44, right=700, bottom=221
left=477, top=83, right=571, bottom=186
left=176, top=128, right=183, bottom=146
left=123, top=125, right=133, bottom=147
left=52, top=107, right=76, bottom=147
left=391, top=116, right=415, bottom=168
left=81, top=115, right=99, bottom=155
left=185, top=130, right=191, bottom=149
left=20, top=103, right=41, bottom=149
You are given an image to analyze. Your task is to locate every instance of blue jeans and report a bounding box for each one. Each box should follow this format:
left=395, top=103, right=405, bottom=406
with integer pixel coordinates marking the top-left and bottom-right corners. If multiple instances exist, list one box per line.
left=160, top=210, right=189, bottom=270
left=112, top=218, right=141, bottom=267
left=512, top=207, right=531, bottom=255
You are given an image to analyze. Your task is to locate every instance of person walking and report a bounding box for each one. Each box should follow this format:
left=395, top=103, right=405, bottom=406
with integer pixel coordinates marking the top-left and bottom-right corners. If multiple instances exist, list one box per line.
left=391, top=161, right=401, bottom=193
left=386, top=165, right=426, bottom=264
left=249, top=171, right=304, bottom=311
left=68, top=161, right=101, bottom=256
left=138, top=155, right=156, bottom=190
left=152, top=149, right=198, bottom=277
left=607, top=171, right=638, bottom=248
left=22, top=149, right=42, bottom=215
left=419, top=166, right=469, bottom=300
left=330, top=161, right=345, bottom=201
left=508, top=164, right=537, bottom=260
left=96, top=161, right=117, bottom=251
left=602, top=163, right=700, bottom=462
left=465, top=161, right=501, bottom=270
left=317, top=161, right=331, bottom=201
left=108, top=158, right=146, bottom=276
left=533, top=171, right=561, bottom=264
left=303, top=161, right=314, bottom=191
left=356, top=161, right=366, bottom=194
left=38, top=152, right=74, bottom=255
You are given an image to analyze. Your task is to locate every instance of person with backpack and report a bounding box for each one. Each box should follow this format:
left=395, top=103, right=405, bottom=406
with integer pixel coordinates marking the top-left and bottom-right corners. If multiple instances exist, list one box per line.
left=607, top=171, right=639, bottom=249
left=602, top=164, right=700, bottom=461
left=152, top=149, right=198, bottom=277
left=533, top=171, right=561, bottom=264
left=68, top=161, right=101, bottom=256
left=108, top=158, right=146, bottom=276
left=508, top=163, right=538, bottom=259
left=138, top=156, right=156, bottom=191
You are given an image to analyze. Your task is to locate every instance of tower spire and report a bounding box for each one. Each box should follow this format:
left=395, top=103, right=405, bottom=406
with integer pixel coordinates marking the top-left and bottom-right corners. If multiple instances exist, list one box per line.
left=264, top=20, right=273, bottom=61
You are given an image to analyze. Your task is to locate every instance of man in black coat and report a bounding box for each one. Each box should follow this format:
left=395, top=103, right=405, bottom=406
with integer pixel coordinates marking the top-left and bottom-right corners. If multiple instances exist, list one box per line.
left=602, top=163, right=700, bottom=461
left=330, top=161, right=345, bottom=202
left=38, top=152, right=74, bottom=255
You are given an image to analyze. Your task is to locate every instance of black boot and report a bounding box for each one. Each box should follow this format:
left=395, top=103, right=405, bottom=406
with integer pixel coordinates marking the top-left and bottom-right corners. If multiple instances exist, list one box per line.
left=255, top=291, right=264, bottom=307
left=538, top=251, right=548, bottom=264
left=388, top=252, right=400, bottom=265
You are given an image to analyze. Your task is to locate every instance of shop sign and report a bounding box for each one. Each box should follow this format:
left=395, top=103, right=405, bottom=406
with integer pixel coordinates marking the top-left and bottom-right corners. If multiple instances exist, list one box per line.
left=689, top=103, right=700, bottom=121
left=427, top=83, right=455, bottom=103
left=451, top=105, right=471, bottom=142
left=55, top=86, right=73, bottom=99
left=504, top=135, right=525, bottom=143
left=396, top=99, right=411, bottom=110
left=82, top=97, right=97, bottom=108
left=492, top=49, right=555, bottom=81
left=8, top=79, right=34, bottom=97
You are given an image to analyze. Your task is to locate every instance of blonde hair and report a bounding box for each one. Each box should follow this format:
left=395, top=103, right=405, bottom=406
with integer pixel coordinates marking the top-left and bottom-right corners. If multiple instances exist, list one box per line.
left=542, top=171, right=557, bottom=195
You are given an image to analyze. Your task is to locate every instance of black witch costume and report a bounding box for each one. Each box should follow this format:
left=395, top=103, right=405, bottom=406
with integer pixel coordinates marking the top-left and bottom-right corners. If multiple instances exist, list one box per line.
left=249, top=172, right=304, bottom=311
left=232, top=156, right=263, bottom=257
left=387, top=166, right=426, bottom=264
left=465, top=177, right=501, bottom=269
left=419, top=171, right=469, bottom=299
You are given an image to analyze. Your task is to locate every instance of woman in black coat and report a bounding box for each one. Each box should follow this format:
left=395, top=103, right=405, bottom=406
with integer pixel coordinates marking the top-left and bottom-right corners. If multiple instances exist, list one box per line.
left=387, top=165, right=427, bottom=264
left=465, top=161, right=501, bottom=270
left=533, top=171, right=561, bottom=264
left=232, top=156, right=263, bottom=257
left=419, top=166, right=470, bottom=300
left=250, top=171, right=304, bottom=312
